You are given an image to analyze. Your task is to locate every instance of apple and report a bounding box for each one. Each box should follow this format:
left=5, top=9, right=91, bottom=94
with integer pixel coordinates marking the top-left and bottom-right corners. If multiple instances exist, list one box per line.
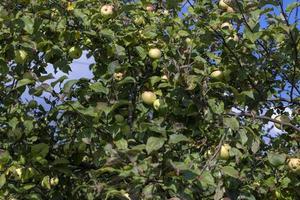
left=141, top=91, right=157, bottom=105
left=219, top=144, right=231, bottom=160
left=210, top=70, right=223, bottom=80
left=227, top=6, right=235, bottom=13
left=134, top=16, right=146, bottom=26
left=223, top=0, right=235, bottom=7
left=148, top=48, right=162, bottom=59
left=161, top=75, right=168, bottom=81
left=228, top=34, right=239, bottom=42
left=101, top=4, right=114, bottom=16
left=185, top=38, right=193, bottom=45
left=113, top=72, right=124, bottom=81
left=68, top=46, right=82, bottom=59
left=287, top=158, right=300, bottom=173
left=115, top=114, right=125, bottom=123
left=41, top=176, right=51, bottom=190
left=163, top=10, right=169, bottom=16
left=274, top=115, right=290, bottom=129
left=146, top=4, right=155, bottom=12
left=50, top=177, right=59, bottom=186
left=153, top=99, right=162, bottom=110
left=219, top=0, right=229, bottom=10
left=15, top=50, right=28, bottom=64
left=220, top=22, right=233, bottom=30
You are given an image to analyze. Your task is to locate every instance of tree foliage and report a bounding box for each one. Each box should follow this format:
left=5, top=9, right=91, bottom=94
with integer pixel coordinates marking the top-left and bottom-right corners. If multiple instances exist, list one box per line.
left=0, top=0, right=300, bottom=199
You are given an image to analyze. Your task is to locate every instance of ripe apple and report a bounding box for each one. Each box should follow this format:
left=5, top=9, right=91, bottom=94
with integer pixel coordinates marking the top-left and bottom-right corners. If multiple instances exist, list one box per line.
left=101, top=4, right=114, bottom=16
left=161, top=75, right=168, bottom=81
left=148, top=48, right=162, bottom=59
left=142, top=91, right=157, bottom=105
left=50, top=177, right=59, bottom=186
left=210, top=70, right=223, bottom=80
left=219, top=144, right=231, bottom=160
left=228, top=34, right=239, bottom=42
left=221, top=22, right=233, bottom=30
left=68, top=46, right=82, bottom=59
left=134, top=16, right=146, bottom=26
left=146, top=4, right=155, bottom=12
left=219, top=0, right=229, bottom=10
left=227, top=6, right=235, bottom=13
left=185, top=38, right=193, bottom=45
left=162, top=10, right=169, bottom=16
left=113, top=72, right=124, bottom=81
left=153, top=99, right=161, bottom=110
left=15, top=50, right=28, bottom=64
left=274, top=115, right=290, bottom=129
left=287, top=158, right=300, bottom=173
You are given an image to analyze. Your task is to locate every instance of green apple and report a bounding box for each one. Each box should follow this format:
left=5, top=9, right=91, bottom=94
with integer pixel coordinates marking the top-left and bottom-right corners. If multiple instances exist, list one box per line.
left=287, top=158, right=300, bottom=173
left=15, top=50, right=28, bottom=64
left=134, top=16, right=146, bottom=25
left=68, top=46, right=82, bottom=59
left=101, top=4, right=114, bottom=16
left=185, top=38, right=193, bottom=45
left=220, top=22, right=233, bottom=30
left=115, top=114, right=125, bottom=123
left=113, top=72, right=124, bottom=81
left=219, top=0, right=229, bottom=10
left=274, top=115, right=290, bottom=129
left=210, top=70, right=223, bottom=80
left=148, top=48, right=162, bottom=59
left=41, top=175, right=51, bottom=190
left=153, top=99, right=161, bottom=110
left=219, top=144, right=231, bottom=160
left=142, top=91, right=157, bottom=105
left=50, top=177, right=59, bottom=186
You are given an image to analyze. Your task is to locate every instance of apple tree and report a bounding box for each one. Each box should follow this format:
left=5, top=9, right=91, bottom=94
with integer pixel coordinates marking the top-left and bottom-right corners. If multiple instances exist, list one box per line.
left=0, top=0, right=299, bottom=199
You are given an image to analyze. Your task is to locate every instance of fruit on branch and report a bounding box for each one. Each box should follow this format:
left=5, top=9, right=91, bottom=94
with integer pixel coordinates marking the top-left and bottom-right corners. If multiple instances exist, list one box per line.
left=142, top=91, right=157, bottom=105
left=15, top=49, right=28, bottom=64
left=68, top=46, right=82, bottom=59
left=274, top=115, right=290, bottom=129
left=113, top=72, right=124, bottom=81
left=50, top=177, right=59, bottom=186
left=210, top=70, right=223, bottom=80
left=228, top=34, right=239, bottom=42
left=219, top=0, right=229, bottom=10
left=161, top=75, right=168, bottom=81
left=146, top=4, right=155, bottom=12
left=221, top=22, right=233, bottom=30
left=148, top=48, right=162, bottom=59
left=185, top=38, right=193, bottom=45
left=101, top=4, right=114, bottom=16
left=227, top=6, right=235, bottom=13
left=134, top=16, right=146, bottom=25
left=219, top=144, right=231, bottom=160
left=153, top=99, right=161, bottom=110
left=287, top=158, right=300, bottom=173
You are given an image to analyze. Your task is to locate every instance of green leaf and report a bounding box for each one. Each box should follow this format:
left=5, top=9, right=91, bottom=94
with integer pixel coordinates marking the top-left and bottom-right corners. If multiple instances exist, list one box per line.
left=267, top=153, right=286, bottom=167
left=16, top=79, right=34, bottom=89
left=63, top=79, right=78, bottom=94
left=135, top=46, right=147, bottom=59
left=169, top=134, right=190, bottom=144
left=22, top=16, right=34, bottom=34
left=31, top=143, right=49, bottom=158
left=90, top=82, right=109, bottom=94
left=199, top=171, right=215, bottom=187
left=224, top=117, right=239, bottom=131
left=222, top=166, right=239, bottom=178
left=146, top=137, right=165, bottom=154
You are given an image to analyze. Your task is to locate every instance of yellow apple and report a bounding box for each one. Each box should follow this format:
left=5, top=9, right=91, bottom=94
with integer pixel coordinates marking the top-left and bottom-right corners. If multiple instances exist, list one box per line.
left=148, top=48, right=162, bottom=59
left=113, top=72, right=124, bottom=81
left=274, top=115, right=290, bottom=129
left=153, top=99, right=161, bottom=110
left=50, top=177, right=59, bottom=186
left=146, top=4, right=155, bottom=12
left=221, top=22, right=233, bottom=30
left=185, top=38, right=193, bottom=45
left=142, top=91, right=157, bottom=105
left=219, top=144, right=231, bottom=160
left=134, top=16, right=146, bottom=25
left=68, top=46, right=82, bottom=59
left=287, top=158, right=300, bottom=173
left=227, top=6, right=235, bottom=13
left=161, top=75, right=168, bottom=81
left=210, top=70, right=223, bottom=80
left=15, top=50, right=28, bottom=64
left=101, top=4, right=114, bottom=16
left=228, top=34, right=239, bottom=42
left=219, top=0, right=229, bottom=10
